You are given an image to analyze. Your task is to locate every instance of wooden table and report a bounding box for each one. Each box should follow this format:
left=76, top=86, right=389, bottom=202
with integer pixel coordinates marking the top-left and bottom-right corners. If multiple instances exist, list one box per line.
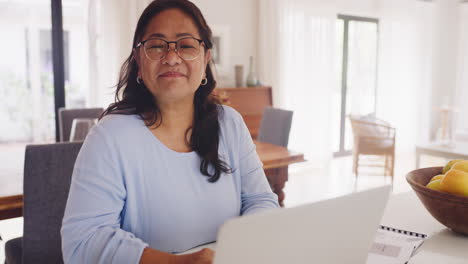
left=415, top=141, right=468, bottom=168
left=0, top=194, right=22, bottom=221
left=254, top=140, right=305, bottom=206
left=0, top=141, right=304, bottom=220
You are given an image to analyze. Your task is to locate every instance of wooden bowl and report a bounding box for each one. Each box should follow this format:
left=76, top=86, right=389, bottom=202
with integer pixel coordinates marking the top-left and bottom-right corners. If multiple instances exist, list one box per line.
left=406, top=167, right=468, bottom=235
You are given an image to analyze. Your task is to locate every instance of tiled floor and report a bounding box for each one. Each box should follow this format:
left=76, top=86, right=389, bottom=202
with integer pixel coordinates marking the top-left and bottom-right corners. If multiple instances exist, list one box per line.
left=0, top=147, right=447, bottom=262
left=285, top=155, right=406, bottom=208
left=284, top=150, right=449, bottom=208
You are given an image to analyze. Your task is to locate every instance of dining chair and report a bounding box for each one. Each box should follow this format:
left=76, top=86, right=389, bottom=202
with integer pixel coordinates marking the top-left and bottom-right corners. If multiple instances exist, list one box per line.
left=348, top=114, right=396, bottom=183
left=58, top=107, right=103, bottom=142
left=257, top=107, right=294, bottom=147
left=69, top=118, right=98, bottom=142
left=4, top=142, right=83, bottom=264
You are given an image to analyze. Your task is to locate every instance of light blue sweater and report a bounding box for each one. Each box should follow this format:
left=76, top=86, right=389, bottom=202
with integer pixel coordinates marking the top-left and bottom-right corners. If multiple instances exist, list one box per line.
left=61, top=105, right=279, bottom=264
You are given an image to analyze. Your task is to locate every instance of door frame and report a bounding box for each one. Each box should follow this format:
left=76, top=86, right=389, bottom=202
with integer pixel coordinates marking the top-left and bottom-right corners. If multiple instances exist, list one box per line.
left=334, top=14, right=380, bottom=158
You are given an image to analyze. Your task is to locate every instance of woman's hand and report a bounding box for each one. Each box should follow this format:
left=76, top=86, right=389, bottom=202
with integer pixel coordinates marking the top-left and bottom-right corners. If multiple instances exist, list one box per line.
left=172, top=248, right=214, bottom=264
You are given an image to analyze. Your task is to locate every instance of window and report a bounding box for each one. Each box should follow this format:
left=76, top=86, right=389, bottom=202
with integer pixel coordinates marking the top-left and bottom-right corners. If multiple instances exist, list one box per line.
left=0, top=0, right=55, bottom=197
left=0, top=1, right=56, bottom=143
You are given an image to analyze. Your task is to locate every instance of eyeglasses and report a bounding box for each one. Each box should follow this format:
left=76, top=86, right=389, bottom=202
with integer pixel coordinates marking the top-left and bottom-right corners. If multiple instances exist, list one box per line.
left=136, top=37, right=204, bottom=61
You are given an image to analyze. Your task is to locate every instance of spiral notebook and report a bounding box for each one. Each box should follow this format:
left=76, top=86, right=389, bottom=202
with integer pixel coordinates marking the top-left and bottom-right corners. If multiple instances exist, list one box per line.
left=367, top=225, right=427, bottom=264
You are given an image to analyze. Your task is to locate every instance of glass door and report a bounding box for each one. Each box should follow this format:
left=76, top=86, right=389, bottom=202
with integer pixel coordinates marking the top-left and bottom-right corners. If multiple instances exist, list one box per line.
left=333, top=15, right=379, bottom=157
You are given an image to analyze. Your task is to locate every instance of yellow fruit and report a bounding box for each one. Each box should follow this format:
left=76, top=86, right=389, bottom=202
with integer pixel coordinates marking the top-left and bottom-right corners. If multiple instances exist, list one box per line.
left=440, top=169, right=468, bottom=197
left=427, top=179, right=442, bottom=191
left=443, top=159, right=463, bottom=174
left=430, top=174, right=445, bottom=182
left=451, top=161, right=468, bottom=173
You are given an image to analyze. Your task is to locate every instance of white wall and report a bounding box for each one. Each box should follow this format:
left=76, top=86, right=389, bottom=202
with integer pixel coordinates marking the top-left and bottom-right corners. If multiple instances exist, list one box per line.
left=191, top=0, right=258, bottom=87
left=91, top=0, right=259, bottom=108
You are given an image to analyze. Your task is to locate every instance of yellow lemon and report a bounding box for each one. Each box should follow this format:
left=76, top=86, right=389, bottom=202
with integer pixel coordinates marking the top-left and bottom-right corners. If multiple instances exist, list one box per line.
left=440, top=169, right=468, bottom=197
left=427, top=179, right=442, bottom=191
left=443, top=159, right=463, bottom=174
left=430, top=174, right=444, bottom=182
left=451, top=161, right=468, bottom=174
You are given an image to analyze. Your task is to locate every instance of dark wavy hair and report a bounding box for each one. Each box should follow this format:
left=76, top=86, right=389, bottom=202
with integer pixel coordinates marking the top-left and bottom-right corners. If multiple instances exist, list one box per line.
left=101, top=0, right=231, bottom=182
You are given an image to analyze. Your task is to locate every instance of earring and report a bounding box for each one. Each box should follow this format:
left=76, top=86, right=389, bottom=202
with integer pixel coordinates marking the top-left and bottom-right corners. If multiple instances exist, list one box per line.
left=137, top=76, right=142, bottom=84
left=201, top=77, right=208, bottom=85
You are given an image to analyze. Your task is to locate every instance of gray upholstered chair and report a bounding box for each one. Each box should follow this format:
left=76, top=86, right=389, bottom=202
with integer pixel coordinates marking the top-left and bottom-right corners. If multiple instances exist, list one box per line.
left=257, top=107, right=294, bottom=147
left=58, top=107, right=103, bottom=142
left=4, top=238, right=22, bottom=264
left=4, top=142, right=83, bottom=264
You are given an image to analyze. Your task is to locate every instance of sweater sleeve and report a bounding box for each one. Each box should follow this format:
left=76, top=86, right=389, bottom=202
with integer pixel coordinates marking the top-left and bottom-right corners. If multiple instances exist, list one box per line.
left=230, top=108, right=280, bottom=215
left=61, top=123, right=148, bottom=264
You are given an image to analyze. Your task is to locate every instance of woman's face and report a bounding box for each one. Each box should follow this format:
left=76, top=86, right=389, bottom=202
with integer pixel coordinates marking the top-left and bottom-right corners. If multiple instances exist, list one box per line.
left=136, top=9, right=211, bottom=106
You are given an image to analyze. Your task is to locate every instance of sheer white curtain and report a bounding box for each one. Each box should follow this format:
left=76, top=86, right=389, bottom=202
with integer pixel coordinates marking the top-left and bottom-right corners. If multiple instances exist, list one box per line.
left=87, top=0, right=152, bottom=108
left=259, top=0, right=436, bottom=168
left=259, top=0, right=336, bottom=167
left=376, top=0, right=434, bottom=152
left=455, top=4, right=468, bottom=136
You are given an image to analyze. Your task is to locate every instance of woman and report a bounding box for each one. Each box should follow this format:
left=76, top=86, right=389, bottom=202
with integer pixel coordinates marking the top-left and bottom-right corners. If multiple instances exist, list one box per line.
left=61, top=0, right=279, bottom=263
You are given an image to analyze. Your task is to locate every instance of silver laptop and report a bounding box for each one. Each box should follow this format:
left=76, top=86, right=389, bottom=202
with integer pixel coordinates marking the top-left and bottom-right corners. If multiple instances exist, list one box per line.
left=213, top=185, right=391, bottom=264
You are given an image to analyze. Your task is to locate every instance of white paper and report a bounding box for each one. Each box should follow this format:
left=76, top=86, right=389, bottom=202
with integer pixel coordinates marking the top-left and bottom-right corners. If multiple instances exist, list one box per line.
left=366, top=229, right=425, bottom=264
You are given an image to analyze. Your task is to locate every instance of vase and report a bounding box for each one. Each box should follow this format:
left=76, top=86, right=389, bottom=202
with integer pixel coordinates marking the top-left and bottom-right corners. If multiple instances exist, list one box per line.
left=246, top=56, right=257, bottom=87
left=235, top=65, right=244, bottom=87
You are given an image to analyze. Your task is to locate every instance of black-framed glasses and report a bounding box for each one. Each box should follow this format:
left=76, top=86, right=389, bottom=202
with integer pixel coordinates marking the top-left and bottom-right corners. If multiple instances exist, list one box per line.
left=136, top=37, right=204, bottom=61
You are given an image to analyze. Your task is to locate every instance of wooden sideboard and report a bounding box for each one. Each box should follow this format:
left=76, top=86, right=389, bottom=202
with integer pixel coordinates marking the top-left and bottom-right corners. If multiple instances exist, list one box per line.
left=215, top=86, right=273, bottom=138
